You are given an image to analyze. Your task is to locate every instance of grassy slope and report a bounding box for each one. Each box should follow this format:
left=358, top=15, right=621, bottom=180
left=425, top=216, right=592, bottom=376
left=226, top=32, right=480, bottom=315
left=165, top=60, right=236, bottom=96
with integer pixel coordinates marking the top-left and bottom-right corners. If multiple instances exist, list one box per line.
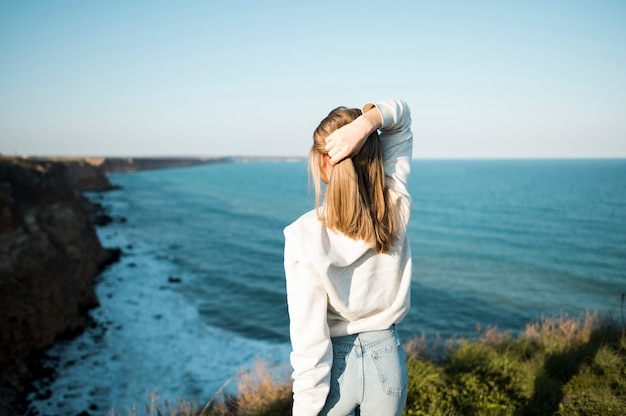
left=111, top=312, right=626, bottom=416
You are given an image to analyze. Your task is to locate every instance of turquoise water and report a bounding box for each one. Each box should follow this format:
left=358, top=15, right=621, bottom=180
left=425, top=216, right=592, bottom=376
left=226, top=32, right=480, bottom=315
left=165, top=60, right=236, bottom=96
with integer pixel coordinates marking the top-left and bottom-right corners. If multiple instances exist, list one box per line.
left=108, top=159, right=626, bottom=342
left=29, top=159, right=626, bottom=414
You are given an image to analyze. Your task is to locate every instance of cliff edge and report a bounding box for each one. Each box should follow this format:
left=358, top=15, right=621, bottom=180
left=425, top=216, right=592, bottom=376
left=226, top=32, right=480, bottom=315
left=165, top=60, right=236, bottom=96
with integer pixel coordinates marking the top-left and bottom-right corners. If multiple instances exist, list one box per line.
left=0, top=157, right=120, bottom=414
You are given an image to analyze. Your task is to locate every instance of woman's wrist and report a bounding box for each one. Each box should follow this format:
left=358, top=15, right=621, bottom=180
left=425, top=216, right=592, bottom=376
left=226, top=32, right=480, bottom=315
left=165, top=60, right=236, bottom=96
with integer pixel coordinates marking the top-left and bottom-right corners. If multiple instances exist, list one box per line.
left=361, top=106, right=383, bottom=134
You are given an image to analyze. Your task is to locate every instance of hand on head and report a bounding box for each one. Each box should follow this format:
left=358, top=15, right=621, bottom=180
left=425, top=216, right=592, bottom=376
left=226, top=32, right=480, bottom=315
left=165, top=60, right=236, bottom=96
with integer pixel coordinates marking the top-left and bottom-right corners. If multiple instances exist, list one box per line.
left=324, top=108, right=382, bottom=165
left=324, top=118, right=369, bottom=165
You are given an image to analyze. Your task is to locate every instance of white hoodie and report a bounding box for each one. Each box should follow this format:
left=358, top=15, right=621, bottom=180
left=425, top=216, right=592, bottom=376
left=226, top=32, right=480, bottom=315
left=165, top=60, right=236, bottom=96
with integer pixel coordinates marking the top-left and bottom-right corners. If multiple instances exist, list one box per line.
left=284, top=98, right=413, bottom=416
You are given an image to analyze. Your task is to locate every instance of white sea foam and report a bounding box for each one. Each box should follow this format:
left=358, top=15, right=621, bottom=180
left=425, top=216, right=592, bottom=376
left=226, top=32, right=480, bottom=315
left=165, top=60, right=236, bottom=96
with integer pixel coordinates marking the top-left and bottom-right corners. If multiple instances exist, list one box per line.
left=27, top=214, right=291, bottom=416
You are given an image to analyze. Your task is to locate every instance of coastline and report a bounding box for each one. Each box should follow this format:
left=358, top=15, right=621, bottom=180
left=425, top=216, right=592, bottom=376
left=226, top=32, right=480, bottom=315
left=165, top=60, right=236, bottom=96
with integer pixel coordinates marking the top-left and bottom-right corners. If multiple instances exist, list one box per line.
left=3, top=155, right=307, bottom=174
left=3, top=155, right=230, bottom=174
left=0, top=155, right=292, bottom=415
left=23, top=165, right=291, bottom=415
left=0, top=156, right=235, bottom=415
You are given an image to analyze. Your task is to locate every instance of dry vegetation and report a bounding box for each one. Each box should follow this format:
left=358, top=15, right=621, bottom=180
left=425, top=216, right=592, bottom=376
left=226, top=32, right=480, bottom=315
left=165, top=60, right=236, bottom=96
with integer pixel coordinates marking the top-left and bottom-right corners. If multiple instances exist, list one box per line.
left=109, top=311, right=626, bottom=416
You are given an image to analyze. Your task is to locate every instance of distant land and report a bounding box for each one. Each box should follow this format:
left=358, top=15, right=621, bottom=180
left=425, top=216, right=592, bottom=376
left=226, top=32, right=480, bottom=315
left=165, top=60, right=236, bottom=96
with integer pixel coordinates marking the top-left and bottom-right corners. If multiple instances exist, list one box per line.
left=0, top=155, right=306, bottom=174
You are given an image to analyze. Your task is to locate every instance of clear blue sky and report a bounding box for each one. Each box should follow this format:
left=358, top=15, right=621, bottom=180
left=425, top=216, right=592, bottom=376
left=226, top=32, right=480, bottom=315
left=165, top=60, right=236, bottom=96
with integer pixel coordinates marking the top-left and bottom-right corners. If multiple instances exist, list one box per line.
left=1, top=1, right=624, bottom=158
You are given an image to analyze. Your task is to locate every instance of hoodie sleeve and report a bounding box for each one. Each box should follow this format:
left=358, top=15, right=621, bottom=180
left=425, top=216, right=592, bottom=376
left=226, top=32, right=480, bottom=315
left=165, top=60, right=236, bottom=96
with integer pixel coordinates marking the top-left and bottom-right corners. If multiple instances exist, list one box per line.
left=363, top=98, right=413, bottom=218
left=284, top=225, right=333, bottom=416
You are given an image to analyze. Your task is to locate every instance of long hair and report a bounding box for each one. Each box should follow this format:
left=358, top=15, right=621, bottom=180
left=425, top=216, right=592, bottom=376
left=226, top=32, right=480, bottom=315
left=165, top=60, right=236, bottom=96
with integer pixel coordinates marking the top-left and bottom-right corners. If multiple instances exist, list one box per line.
left=309, top=106, right=399, bottom=254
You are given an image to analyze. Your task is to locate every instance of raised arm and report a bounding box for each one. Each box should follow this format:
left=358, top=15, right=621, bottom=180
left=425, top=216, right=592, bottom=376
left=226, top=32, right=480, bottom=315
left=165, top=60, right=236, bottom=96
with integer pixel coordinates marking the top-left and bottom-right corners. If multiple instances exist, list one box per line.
left=325, top=98, right=412, bottom=196
left=372, top=98, right=413, bottom=191
left=325, top=98, right=412, bottom=167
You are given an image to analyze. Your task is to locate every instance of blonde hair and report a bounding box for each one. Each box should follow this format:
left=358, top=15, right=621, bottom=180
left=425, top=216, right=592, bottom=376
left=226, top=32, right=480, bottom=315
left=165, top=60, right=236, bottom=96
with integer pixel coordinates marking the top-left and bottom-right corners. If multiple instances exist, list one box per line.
left=309, top=106, right=399, bottom=254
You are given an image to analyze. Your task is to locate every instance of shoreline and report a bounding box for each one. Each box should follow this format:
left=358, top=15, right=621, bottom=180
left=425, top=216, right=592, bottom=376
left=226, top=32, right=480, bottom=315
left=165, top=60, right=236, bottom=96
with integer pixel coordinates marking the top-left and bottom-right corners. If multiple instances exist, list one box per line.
left=0, top=154, right=297, bottom=414
left=0, top=155, right=229, bottom=174
left=0, top=155, right=307, bottom=174
left=24, top=178, right=291, bottom=415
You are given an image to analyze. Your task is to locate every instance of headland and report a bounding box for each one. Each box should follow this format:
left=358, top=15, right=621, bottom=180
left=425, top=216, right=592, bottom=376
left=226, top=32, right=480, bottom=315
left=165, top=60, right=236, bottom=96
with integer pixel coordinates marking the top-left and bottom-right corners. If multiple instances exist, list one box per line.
left=0, top=155, right=230, bottom=414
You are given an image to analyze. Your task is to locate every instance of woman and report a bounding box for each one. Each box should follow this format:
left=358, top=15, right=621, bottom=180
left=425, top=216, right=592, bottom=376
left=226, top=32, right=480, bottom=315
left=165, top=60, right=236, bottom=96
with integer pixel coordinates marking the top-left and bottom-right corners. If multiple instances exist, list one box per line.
left=284, top=98, right=413, bottom=416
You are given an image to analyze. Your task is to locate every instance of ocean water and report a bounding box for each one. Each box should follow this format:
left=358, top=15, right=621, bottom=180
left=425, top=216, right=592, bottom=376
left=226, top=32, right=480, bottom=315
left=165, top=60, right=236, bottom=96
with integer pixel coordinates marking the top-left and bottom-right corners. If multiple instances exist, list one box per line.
left=28, top=159, right=626, bottom=415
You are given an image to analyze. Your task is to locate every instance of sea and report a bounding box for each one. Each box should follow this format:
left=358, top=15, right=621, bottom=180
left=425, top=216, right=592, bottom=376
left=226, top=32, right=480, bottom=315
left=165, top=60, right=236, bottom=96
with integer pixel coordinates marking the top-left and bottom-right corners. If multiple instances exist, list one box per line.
left=27, top=159, right=626, bottom=415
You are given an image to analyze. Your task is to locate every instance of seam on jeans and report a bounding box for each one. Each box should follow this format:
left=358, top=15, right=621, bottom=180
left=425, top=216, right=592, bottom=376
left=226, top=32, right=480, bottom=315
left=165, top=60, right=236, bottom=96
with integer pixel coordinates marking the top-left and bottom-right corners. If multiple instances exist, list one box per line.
left=370, top=337, right=401, bottom=357
left=385, top=386, right=404, bottom=396
left=362, top=330, right=396, bottom=351
left=370, top=335, right=407, bottom=397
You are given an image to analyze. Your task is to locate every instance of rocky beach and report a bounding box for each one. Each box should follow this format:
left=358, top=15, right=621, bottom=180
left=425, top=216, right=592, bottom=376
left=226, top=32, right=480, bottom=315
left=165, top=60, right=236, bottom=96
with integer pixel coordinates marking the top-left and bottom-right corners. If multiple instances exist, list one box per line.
left=0, top=156, right=224, bottom=415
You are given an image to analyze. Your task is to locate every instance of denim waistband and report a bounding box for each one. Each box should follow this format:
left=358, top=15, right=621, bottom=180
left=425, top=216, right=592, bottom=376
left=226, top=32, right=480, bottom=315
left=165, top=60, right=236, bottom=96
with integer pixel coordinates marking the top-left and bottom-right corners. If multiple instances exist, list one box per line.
left=330, top=325, right=397, bottom=351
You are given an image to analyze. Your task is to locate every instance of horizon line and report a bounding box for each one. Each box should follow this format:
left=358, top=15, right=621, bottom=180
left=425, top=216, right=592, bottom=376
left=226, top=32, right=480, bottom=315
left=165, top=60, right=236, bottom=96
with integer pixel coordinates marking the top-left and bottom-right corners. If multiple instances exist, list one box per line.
left=2, top=154, right=626, bottom=161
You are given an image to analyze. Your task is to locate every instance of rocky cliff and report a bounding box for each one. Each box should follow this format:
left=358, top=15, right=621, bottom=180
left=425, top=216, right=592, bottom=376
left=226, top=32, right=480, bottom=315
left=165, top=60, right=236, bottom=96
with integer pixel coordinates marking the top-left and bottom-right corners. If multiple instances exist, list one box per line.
left=0, top=157, right=120, bottom=414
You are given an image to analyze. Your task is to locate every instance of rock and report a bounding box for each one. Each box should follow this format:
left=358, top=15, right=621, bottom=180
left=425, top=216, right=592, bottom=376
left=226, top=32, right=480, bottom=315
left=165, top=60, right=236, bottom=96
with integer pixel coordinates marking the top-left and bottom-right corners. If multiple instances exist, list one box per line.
left=0, top=157, right=120, bottom=414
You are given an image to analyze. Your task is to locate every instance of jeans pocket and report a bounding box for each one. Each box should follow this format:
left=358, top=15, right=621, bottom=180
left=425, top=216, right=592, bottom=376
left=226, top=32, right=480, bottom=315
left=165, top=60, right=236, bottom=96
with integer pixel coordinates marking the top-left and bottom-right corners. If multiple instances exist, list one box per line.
left=370, top=334, right=408, bottom=397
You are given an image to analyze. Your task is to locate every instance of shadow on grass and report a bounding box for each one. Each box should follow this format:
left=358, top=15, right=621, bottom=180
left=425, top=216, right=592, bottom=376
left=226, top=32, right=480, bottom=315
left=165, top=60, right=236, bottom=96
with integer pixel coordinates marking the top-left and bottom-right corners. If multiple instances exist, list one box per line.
left=517, top=325, right=623, bottom=416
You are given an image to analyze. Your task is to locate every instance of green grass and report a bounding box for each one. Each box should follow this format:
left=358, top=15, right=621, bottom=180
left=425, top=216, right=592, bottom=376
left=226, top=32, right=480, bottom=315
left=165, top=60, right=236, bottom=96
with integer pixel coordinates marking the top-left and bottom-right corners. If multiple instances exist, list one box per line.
left=110, top=311, right=626, bottom=416
left=403, top=311, right=626, bottom=416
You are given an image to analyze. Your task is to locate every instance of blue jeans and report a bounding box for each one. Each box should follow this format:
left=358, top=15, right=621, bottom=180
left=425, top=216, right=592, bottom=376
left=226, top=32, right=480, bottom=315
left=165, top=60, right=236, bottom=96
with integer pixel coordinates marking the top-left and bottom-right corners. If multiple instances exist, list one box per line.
left=320, top=326, right=408, bottom=416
